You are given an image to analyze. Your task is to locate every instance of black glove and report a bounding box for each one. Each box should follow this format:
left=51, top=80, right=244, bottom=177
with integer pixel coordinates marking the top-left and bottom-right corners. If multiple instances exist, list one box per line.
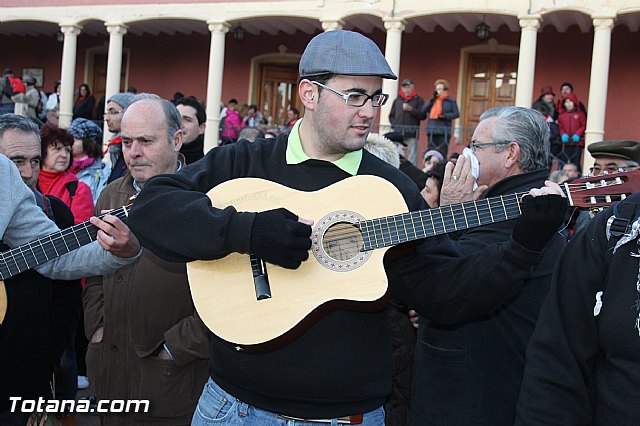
left=433, top=90, right=439, bottom=99
left=512, top=194, right=567, bottom=252
left=250, top=208, right=312, bottom=269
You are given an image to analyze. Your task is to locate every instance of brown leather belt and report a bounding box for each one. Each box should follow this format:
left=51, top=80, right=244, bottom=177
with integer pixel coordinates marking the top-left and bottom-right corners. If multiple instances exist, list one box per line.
left=276, top=414, right=364, bottom=424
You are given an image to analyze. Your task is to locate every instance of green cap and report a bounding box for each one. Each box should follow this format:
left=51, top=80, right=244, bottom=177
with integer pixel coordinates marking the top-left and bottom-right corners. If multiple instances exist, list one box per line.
left=587, top=140, right=640, bottom=163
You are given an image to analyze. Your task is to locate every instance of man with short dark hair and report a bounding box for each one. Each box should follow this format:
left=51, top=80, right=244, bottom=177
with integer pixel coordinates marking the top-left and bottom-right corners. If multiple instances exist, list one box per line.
left=176, top=96, right=206, bottom=164
left=557, top=82, right=587, bottom=116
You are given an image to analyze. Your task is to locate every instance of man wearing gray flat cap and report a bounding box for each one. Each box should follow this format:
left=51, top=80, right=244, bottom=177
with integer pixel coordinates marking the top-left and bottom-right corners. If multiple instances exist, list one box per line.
left=127, top=30, right=451, bottom=426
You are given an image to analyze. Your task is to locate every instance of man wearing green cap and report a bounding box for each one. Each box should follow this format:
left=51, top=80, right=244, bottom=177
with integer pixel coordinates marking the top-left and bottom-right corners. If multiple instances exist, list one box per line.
left=587, top=139, right=640, bottom=176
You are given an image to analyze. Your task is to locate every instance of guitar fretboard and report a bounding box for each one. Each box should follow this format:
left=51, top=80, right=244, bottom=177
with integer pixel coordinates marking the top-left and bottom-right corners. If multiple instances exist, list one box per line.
left=0, top=206, right=130, bottom=280
left=359, top=192, right=524, bottom=250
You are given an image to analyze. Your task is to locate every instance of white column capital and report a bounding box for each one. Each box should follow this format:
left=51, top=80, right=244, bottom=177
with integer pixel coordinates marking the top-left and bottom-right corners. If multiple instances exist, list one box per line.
left=518, top=15, right=542, bottom=30
left=59, top=24, right=82, bottom=36
left=321, top=19, right=345, bottom=31
left=207, top=22, right=230, bottom=33
left=592, top=17, right=615, bottom=30
left=105, top=23, right=128, bottom=36
left=383, top=18, right=406, bottom=32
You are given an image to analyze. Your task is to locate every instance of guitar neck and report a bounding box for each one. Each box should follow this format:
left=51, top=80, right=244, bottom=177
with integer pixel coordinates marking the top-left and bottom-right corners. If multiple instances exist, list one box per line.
left=0, top=206, right=130, bottom=280
left=360, top=192, right=527, bottom=250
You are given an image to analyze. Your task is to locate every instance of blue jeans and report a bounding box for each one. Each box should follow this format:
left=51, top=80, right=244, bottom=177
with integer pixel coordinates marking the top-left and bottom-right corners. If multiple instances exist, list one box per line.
left=191, top=378, right=384, bottom=426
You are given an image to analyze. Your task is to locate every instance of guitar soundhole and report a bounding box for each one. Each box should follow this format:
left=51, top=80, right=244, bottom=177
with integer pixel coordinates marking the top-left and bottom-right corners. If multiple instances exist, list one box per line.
left=312, top=210, right=370, bottom=272
left=322, top=222, right=364, bottom=261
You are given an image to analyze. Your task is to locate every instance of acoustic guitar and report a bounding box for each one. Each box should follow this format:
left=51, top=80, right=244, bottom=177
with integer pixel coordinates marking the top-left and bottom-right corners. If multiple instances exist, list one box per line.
left=187, top=170, right=640, bottom=349
left=0, top=204, right=131, bottom=325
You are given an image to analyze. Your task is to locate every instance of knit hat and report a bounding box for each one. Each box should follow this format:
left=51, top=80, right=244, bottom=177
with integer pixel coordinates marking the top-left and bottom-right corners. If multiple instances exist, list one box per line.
left=423, top=150, right=445, bottom=163
left=68, top=118, right=103, bottom=141
left=299, top=30, right=397, bottom=80
left=107, top=92, right=135, bottom=109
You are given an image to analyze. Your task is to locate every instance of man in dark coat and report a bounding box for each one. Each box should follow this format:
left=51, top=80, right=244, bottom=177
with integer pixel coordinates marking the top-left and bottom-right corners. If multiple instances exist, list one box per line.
left=391, top=106, right=566, bottom=425
left=388, top=79, right=426, bottom=166
left=516, top=192, right=640, bottom=425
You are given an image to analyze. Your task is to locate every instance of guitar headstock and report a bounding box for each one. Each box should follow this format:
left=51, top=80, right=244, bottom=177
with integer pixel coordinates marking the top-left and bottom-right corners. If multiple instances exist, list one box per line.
left=565, top=169, right=640, bottom=208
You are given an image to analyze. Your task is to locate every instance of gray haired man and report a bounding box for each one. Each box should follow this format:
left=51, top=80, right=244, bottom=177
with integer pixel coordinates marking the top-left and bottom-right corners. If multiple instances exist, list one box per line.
left=0, top=113, right=140, bottom=425
left=397, top=106, right=568, bottom=425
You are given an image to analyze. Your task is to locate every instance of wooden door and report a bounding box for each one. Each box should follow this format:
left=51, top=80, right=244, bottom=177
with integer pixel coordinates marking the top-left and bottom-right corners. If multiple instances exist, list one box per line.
left=258, top=65, right=301, bottom=126
left=91, top=52, right=128, bottom=108
left=463, top=54, right=518, bottom=138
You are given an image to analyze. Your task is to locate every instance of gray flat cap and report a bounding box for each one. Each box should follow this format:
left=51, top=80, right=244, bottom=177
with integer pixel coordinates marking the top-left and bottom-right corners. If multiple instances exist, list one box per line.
left=299, top=30, right=397, bottom=80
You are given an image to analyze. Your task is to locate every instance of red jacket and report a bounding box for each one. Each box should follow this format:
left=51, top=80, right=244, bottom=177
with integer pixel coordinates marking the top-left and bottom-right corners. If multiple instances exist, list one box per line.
left=557, top=94, right=586, bottom=147
left=38, top=170, right=94, bottom=224
left=222, top=109, right=245, bottom=139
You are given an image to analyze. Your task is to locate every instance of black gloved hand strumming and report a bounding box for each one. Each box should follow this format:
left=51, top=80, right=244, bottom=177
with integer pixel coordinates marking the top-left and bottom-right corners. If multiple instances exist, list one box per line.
left=512, top=194, right=568, bottom=252
left=250, top=208, right=312, bottom=269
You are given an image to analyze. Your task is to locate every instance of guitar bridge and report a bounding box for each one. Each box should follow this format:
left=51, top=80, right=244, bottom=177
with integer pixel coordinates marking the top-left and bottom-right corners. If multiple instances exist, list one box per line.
left=250, top=254, right=271, bottom=300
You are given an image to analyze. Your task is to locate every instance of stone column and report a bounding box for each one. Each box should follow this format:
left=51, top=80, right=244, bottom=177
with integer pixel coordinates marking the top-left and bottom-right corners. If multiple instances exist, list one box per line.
left=58, top=24, right=82, bottom=128
left=104, top=23, right=128, bottom=143
left=514, top=15, right=541, bottom=107
left=380, top=18, right=405, bottom=128
left=583, top=16, right=615, bottom=170
left=320, top=19, right=344, bottom=32
left=204, top=22, right=229, bottom=152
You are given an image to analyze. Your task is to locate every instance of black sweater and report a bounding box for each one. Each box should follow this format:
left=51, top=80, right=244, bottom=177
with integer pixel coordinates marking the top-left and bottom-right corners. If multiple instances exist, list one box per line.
left=128, top=134, right=434, bottom=418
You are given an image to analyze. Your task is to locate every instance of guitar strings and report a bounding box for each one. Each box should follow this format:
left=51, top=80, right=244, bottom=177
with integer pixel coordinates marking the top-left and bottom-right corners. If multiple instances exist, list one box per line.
left=3, top=178, right=624, bottom=267
left=0, top=207, right=130, bottom=271
left=323, top=181, right=630, bottom=245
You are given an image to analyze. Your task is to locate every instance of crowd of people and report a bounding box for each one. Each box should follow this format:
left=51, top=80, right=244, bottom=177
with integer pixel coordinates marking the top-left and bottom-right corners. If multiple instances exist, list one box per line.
left=1, top=29, right=639, bottom=426
left=388, top=78, right=460, bottom=166
left=532, top=83, right=588, bottom=170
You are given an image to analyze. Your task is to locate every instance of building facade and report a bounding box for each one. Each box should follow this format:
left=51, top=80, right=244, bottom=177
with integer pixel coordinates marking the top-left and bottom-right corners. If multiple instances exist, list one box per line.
left=1, top=0, right=639, bottom=168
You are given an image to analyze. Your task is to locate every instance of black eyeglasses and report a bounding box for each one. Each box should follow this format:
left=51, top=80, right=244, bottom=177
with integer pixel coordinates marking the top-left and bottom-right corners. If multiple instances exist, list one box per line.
left=311, top=81, right=389, bottom=107
left=469, top=140, right=511, bottom=153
